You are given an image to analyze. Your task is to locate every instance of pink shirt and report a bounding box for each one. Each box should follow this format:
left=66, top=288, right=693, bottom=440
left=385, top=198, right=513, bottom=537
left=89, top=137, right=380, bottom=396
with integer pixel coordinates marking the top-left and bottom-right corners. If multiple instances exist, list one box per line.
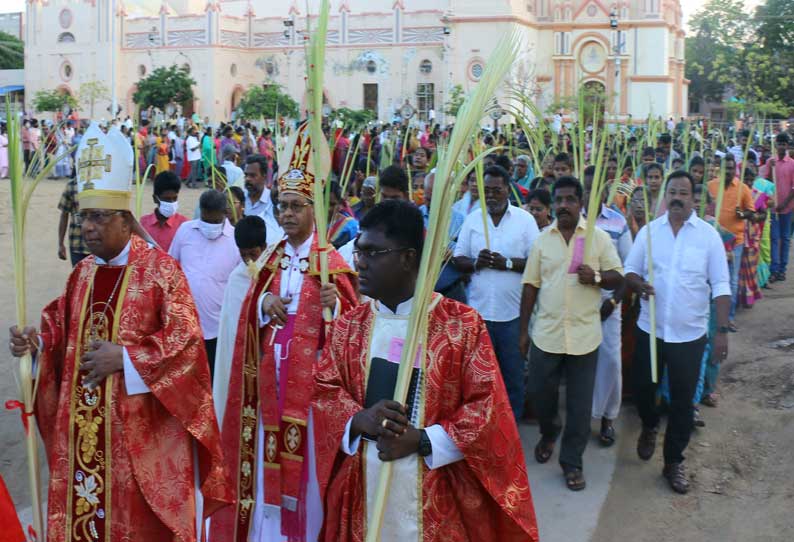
left=760, top=154, right=794, bottom=214
left=168, top=219, right=240, bottom=339
left=140, top=211, right=189, bottom=252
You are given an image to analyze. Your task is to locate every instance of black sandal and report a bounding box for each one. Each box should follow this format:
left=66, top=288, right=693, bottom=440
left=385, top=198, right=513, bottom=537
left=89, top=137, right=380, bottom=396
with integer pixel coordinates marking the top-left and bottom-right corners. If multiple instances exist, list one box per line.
left=599, top=420, right=616, bottom=447
left=534, top=439, right=555, bottom=464
left=564, top=467, right=586, bottom=491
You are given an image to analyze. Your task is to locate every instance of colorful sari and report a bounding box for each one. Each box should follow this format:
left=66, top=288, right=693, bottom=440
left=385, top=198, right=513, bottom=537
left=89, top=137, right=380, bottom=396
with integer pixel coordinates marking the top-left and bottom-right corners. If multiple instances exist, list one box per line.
left=327, top=212, right=358, bottom=249
left=155, top=138, right=170, bottom=175
left=738, top=184, right=771, bottom=307
left=753, top=177, right=775, bottom=287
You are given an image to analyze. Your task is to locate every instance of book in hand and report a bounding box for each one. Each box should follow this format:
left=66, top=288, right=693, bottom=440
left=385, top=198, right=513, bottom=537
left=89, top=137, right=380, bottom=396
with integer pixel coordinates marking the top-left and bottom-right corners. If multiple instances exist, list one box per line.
left=363, top=356, right=421, bottom=441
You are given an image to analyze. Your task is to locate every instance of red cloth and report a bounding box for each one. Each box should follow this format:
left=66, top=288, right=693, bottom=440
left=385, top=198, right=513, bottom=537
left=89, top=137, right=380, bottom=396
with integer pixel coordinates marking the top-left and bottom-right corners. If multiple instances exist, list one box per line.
left=0, top=474, right=25, bottom=542
left=34, top=235, right=234, bottom=541
left=312, top=298, right=539, bottom=542
left=211, top=238, right=358, bottom=542
left=140, top=211, right=189, bottom=252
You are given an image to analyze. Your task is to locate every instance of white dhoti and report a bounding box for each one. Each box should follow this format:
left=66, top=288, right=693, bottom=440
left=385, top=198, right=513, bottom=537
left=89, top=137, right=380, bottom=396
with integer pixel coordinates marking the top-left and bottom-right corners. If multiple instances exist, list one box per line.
left=592, top=305, right=622, bottom=420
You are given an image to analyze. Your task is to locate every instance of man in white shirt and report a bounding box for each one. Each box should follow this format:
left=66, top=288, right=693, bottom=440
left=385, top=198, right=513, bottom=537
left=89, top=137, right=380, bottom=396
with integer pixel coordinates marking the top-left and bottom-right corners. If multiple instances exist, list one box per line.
left=625, top=170, right=731, bottom=495
left=453, top=165, right=540, bottom=419
left=169, top=190, right=240, bottom=376
left=221, top=144, right=244, bottom=188
left=185, top=127, right=202, bottom=188
left=243, top=153, right=283, bottom=244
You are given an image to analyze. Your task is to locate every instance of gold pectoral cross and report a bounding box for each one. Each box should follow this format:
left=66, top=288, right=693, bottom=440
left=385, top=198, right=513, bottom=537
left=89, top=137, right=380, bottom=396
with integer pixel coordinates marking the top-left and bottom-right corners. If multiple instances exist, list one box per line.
left=78, top=138, right=113, bottom=189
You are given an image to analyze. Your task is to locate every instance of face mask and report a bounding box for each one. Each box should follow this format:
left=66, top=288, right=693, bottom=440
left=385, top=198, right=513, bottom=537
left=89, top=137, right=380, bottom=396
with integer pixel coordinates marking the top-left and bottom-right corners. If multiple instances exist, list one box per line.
left=198, top=220, right=224, bottom=240
left=158, top=199, right=179, bottom=218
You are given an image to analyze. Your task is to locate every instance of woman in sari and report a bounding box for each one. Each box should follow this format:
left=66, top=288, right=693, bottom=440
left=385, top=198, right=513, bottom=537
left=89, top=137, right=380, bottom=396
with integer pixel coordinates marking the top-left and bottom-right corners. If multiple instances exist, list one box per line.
left=326, top=181, right=358, bottom=249
left=155, top=128, right=171, bottom=175
left=753, top=167, right=776, bottom=288
left=738, top=166, right=771, bottom=307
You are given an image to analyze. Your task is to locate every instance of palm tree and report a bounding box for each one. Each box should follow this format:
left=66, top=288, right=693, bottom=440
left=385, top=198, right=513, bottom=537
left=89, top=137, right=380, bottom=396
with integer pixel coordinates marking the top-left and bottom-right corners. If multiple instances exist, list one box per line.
left=0, top=31, right=23, bottom=70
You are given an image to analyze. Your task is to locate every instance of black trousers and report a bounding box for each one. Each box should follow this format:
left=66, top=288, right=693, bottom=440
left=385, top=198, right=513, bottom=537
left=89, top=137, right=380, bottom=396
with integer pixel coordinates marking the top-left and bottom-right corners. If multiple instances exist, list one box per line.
left=531, top=344, right=598, bottom=470
left=633, top=326, right=707, bottom=465
left=204, top=337, right=217, bottom=381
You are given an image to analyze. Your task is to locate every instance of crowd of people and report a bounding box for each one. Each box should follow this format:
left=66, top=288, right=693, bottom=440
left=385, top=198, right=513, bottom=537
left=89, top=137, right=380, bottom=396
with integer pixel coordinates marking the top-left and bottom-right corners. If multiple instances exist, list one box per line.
left=6, top=110, right=794, bottom=542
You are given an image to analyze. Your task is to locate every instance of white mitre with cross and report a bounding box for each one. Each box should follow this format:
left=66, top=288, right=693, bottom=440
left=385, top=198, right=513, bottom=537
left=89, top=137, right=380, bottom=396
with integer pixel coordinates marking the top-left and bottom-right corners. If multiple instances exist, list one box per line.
left=76, top=122, right=134, bottom=211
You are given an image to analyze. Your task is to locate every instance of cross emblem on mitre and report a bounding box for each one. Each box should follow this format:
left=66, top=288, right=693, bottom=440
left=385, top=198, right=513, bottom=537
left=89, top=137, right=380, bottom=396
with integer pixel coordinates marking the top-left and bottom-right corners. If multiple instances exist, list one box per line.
left=78, top=138, right=113, bottom=190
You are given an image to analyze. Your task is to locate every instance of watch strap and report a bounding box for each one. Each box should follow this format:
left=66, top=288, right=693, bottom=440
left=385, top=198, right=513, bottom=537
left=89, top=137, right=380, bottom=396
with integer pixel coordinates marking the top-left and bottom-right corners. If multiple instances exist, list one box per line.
left=418, top=429, right=432, bottom=457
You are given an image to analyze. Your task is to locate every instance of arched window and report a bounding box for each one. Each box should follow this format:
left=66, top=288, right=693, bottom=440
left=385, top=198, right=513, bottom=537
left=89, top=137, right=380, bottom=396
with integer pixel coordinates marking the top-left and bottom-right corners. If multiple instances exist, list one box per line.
left=57, top=32, right=76, bottom=43
left=419, top=59, right=433, bottom=74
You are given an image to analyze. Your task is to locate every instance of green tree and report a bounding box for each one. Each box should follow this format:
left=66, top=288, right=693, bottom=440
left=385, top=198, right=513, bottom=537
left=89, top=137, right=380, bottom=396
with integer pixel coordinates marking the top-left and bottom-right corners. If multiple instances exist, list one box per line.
left=235, top=85, right=298, bottom=120
left=32, top=89, right=78, bottom=114
left=78, top=80, right=110, bottom=119
left=329, top=107, right=375, bottom=129
left=132, top=65, right=195, bottom=111
left=444, top=84, right=466, bottom=118
left=0, top=31, right=23, bottom=69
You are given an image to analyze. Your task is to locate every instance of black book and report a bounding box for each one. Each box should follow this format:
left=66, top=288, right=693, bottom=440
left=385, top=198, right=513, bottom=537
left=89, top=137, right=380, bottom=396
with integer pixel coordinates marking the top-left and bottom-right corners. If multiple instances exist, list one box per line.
left=363, top=356, right=421, bottom=440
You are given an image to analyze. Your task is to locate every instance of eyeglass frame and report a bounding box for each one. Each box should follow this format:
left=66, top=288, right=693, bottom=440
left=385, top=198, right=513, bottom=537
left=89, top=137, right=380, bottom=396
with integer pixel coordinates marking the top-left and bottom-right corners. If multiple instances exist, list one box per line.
left=276, top=200, right=312, bottom=214
left=77, top=210, right=124, bottom=224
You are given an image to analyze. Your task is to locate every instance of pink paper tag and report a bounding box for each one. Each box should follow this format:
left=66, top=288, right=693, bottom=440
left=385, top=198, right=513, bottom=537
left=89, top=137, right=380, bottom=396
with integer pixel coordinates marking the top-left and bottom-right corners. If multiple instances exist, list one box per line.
left=568, top=236, right=585, bottom=273
left=387, top=338, right=422, bottom=368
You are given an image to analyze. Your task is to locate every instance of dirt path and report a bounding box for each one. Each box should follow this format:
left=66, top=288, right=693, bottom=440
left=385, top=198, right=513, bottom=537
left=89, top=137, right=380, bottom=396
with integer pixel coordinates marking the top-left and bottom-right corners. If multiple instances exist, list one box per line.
left=593, top=272, right=794, bottom=542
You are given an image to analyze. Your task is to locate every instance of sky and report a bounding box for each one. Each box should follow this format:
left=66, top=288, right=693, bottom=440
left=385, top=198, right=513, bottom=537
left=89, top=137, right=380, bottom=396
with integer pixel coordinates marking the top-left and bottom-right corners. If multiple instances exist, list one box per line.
left=0, top=0, right=762, bottom=31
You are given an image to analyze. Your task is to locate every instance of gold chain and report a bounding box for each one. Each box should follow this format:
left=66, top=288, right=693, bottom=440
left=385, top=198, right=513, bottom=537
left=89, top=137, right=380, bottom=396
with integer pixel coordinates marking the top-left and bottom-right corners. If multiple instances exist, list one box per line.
left=88, top=266, right=126, bottom=343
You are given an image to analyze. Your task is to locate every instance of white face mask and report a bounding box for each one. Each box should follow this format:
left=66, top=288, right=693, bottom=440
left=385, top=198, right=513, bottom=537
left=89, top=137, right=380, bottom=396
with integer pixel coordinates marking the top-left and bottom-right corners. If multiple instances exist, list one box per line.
left=198, top=220, right=224, bottom=240
left=158, top=199, right=179, bottom=218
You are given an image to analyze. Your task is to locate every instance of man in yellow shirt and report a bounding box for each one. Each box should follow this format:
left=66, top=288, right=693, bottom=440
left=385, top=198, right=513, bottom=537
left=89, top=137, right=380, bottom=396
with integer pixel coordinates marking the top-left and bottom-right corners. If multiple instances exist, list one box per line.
left=707, top=154, right=755, bottom=330
left=519, top=176, right=624, bottom=492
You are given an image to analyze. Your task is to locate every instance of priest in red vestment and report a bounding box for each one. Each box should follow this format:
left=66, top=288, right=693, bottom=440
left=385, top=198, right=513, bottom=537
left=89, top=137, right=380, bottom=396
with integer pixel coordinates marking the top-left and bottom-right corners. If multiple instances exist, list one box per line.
left=211, top=123, right=358, bottom=542
left=313, top=200, right=538, bottom=542
left=8, top=123, right=234, bottom=542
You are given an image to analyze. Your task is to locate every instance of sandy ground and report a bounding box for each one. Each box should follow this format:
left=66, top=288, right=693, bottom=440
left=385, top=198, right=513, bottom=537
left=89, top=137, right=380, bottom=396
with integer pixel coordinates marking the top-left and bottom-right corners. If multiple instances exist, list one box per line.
left=1, top=178, right=793, bottom=540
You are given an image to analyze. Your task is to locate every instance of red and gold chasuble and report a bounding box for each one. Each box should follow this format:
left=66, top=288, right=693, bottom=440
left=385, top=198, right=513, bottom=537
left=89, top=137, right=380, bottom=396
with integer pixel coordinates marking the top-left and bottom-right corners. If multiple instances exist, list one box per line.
left=34, top=236, right=234, bottom=542
left=211, top=238, right=358, bottom=542
left=313, top=298, right=539, bottom=542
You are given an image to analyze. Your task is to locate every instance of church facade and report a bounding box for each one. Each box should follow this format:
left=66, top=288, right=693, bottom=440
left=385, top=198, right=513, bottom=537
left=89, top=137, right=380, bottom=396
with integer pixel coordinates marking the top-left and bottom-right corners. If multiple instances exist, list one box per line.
left=24, top=0, right=687, bottom=124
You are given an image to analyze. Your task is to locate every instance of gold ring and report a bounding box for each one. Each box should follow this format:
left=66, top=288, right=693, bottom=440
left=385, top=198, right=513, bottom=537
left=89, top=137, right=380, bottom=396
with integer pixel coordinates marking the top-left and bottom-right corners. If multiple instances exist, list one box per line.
left=381, top=419, right=388, bottom=428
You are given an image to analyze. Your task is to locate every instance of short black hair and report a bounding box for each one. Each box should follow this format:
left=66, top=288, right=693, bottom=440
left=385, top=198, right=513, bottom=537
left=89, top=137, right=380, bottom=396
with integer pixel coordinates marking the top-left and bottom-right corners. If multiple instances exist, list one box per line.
left=359, top=200, right=424, bottom=263
left=234, top=215, right=267, bottom=249
left=483, top=164, right=511, bottom=185
left=199, top=189, right=228, bottom=212
left=153, top=171, right=181, bottom=196
left=527, top=189, right=551, bottom=207
left=643, top=162, right=664, bottom=177
left=658, top=133, right=672, bottom=144
left=228, top=185, right=245, bottom=206
left=641, top=146, right=656, bottom=158
left=722, top=154, right=736, bottom=165
left=552, top=176, right=583, bottom=200
left=775, top=133, right=790, bottom=145
left=666, top=170, right=695, bottom=192
left=689, top=155, right=705, bottom=169
left=553, top=152, right=573, bottom=167
left=493, top=154, right=513, bottom=172
left=379, top=165, right=409, bottom=194
left=583, top=165, right=596, bottom=178
left=246, top=154, right=269, bottom=175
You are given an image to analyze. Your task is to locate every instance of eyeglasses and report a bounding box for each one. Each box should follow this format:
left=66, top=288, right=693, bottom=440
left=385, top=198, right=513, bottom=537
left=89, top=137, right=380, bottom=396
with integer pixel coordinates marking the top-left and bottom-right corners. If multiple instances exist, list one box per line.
left=276, top=201, right=312, bottom=213
left=78, top=210, right=122, bottom=223
left=352, top=247, right=410, bottom=260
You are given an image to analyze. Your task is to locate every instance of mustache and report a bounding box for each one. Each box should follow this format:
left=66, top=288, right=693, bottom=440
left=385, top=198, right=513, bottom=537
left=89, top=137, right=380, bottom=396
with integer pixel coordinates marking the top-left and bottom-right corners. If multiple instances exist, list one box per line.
left=670, top=200, right=684, bottom=209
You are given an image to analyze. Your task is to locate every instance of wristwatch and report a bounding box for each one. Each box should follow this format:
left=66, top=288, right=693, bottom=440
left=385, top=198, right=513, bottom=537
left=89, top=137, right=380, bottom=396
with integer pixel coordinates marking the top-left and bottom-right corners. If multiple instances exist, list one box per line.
left=594, top=271, right=602, bottom=286
left=505, top=258, right=514, bottom=271
left=418, top=429, right=432, bottom=457
left=717, top=326, right=731, bottom=334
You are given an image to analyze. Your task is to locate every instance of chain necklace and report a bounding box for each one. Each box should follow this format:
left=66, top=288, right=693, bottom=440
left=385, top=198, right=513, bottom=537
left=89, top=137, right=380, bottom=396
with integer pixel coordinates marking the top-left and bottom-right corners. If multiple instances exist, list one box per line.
left=88, top=266, right=126, bottom=343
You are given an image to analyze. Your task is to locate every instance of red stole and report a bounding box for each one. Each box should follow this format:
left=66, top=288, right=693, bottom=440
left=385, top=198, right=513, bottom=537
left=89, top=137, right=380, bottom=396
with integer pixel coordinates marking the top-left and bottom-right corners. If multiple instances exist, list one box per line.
left=212, top=238, right=358, bottom=542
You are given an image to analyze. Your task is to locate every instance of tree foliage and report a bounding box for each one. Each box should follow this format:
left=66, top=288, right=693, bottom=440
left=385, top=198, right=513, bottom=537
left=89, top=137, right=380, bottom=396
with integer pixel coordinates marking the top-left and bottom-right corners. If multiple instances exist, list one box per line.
left=686, top=0, right=794, bottom=116
left=444, top=84, right=466, bottom=118
left=78, top=80, right=110, bottom=118
left=330, top=107, right=375, bottom=129
left=132, top=65, right=195, bottom=111
left=235, top=85, right=298, bottom=120
left=0, top=31, right=23, bottom=69
left=32, top=89, right=78, bottom=113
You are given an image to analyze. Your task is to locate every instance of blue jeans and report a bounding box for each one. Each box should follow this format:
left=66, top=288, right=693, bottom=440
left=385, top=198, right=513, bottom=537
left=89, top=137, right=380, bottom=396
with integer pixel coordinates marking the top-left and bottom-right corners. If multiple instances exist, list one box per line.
left=771, top=212, right=792, bottom=275
left=485, top=319, right=525, bottom=419
left=728, top=244, right=743, bottom=321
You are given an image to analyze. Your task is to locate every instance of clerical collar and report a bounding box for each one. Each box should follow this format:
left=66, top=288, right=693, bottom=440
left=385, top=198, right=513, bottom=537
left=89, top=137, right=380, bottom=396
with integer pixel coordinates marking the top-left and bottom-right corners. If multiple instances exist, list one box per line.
left=94, top=240, right=132, bottom=266
left=374, top=297, right=414, bottom=316
left=285, top=233, right=314, bottom=258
